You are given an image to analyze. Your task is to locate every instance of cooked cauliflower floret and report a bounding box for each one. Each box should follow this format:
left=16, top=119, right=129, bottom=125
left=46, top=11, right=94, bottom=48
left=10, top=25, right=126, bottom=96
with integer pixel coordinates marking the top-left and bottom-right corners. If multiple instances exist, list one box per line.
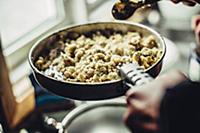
left=35, top=30, right=162, bottom=82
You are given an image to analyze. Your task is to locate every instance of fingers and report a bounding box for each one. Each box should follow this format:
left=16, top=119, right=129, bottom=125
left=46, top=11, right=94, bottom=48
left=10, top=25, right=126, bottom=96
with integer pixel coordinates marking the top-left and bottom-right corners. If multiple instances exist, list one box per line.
left=182, top=1, right=196, bottom=6
left=126, top=87, right=137, bottom=99
left=127, top=97, right=159, bottom=120
left=136, top=121, right=159, bottom=132
left=171, top=0, right=200, bottom=4
left=192, top=15, right=200, bottom=44
left=124, top=105, right=136, bottom=132
left=192, top=15, right=200, bottom=30
left=171, top=0, right=181, bottom=3
left=126, top=87, right=143, bottom=104
left=124, top=97, right=159, bottom=131
left=124, top=108, right=158, bottom=132
left=195, top=23, right=200, bottom=44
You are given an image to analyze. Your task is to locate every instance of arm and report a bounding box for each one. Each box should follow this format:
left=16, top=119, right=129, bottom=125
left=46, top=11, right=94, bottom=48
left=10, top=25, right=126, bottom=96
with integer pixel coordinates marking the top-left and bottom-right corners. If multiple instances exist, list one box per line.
left=159, top=80, right=200, bottom=133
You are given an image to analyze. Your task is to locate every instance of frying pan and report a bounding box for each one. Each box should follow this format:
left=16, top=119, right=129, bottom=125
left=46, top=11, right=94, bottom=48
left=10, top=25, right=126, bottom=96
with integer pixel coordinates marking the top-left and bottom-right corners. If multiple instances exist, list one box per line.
left=29, top=21, right=166, bottom=100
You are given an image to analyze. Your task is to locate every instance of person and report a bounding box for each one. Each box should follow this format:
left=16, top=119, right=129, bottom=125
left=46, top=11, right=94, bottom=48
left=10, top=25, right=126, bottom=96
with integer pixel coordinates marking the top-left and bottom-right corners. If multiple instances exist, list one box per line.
left=124, top=1, right=200, bottom=133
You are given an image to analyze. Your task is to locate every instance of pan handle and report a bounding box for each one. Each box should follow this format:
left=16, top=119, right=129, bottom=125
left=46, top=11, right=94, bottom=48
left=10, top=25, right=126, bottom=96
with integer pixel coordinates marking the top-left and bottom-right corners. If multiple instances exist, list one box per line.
left=119, top=63, right=153, bottom=87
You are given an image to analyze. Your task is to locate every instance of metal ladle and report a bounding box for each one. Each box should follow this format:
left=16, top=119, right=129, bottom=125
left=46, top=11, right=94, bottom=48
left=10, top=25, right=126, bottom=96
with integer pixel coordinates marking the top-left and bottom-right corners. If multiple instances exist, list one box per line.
left=112, top=0, right=159, bottom=20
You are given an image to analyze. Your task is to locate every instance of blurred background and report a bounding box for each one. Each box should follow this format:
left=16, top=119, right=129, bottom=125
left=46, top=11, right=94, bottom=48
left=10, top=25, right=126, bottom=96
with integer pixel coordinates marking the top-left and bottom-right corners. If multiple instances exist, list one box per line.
left=0, top=0, right=199, bottom=132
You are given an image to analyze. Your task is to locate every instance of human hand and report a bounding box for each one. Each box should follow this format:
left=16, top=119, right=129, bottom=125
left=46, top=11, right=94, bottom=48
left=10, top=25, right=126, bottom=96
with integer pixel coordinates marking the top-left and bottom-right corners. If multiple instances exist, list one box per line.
left=171, top=0, right=200, bottom=6
left=192, top=15, right=200, bottom=45
left=124, top=71, right=187, bottom=132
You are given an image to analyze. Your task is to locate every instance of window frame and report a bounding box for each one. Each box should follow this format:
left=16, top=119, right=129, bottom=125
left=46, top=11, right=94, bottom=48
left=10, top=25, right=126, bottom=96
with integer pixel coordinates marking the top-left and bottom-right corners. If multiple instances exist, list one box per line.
left=2, top=0, right=66, bottom=70
left=86, top=0, right=106, bottom=13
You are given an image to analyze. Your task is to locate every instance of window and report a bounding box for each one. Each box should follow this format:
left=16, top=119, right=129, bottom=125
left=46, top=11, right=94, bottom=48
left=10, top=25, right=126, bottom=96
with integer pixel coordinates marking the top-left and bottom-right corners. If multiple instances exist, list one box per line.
left=86, top=0, right=108, bottom=12
left=86, top=0, right=114, bottom=21
left=0, top=0, right=65, bottom=69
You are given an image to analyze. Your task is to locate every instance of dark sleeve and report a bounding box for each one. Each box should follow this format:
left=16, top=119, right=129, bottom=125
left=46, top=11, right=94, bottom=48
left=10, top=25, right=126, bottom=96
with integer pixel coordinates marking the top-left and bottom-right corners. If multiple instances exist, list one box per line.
left=158, top=80, right=200, bottom=133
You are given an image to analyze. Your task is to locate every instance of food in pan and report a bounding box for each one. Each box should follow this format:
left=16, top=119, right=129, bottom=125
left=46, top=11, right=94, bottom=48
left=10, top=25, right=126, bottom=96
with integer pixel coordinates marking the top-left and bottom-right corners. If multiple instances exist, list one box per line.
left=35, top=30, right=162, bottom=83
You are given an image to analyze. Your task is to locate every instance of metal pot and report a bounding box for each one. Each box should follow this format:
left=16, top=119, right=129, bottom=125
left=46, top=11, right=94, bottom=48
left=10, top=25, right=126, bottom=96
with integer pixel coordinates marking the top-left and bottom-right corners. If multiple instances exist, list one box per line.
left=29, top=21, right=166, bottom=100
left=61, top=101, right=129, bottom=133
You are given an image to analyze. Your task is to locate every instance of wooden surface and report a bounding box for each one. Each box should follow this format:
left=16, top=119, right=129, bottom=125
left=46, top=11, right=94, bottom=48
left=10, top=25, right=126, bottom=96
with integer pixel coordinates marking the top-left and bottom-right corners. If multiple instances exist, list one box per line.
left=11, top=77, right=35, bottom=128
left=0, top=39, right=16, bottom=128
left=0, top=36, right=35, bottom=129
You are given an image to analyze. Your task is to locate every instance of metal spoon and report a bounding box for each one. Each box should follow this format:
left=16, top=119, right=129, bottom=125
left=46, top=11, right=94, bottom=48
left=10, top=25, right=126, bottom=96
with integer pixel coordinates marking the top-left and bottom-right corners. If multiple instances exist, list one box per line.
left=112, top=0, right=159, bottom=20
